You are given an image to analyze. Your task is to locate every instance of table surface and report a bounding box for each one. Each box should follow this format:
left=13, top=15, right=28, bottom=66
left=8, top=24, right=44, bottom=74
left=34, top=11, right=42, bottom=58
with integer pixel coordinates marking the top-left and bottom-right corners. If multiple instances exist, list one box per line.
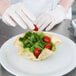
left=0, top=20, right=76, bottom=76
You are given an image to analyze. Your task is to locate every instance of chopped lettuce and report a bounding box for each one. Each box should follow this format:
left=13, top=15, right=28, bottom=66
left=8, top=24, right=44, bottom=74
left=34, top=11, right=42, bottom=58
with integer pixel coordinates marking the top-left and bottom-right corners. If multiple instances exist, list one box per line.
left=19, top=32, right=32, bottom=42
left=51, top=42, right=56, bottom=51
left=22, top=48, right=30, bottom=53
left=30, top=40, right=47, bottom=53
left=19, top=31, right=56, bottom=53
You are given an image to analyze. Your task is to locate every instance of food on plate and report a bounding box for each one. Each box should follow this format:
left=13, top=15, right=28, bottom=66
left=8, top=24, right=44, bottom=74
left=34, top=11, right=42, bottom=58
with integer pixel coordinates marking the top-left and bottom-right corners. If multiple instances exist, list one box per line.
left=14, top=31, right=62, bottom=61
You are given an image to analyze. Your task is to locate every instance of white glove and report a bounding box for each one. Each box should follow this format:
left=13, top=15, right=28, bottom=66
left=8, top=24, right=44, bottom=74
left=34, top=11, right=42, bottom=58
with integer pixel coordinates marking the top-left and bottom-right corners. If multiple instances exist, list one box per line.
left=35, top=5, right=66, bottom=31
left=2, top=3, right=36, bottom=29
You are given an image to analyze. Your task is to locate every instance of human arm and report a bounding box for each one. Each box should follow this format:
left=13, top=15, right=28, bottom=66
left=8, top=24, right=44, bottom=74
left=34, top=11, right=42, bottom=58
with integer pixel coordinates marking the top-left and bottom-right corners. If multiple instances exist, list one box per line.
left=59, top=0, right=74, bottom=11
left=0, top=0, right=10, bottom=16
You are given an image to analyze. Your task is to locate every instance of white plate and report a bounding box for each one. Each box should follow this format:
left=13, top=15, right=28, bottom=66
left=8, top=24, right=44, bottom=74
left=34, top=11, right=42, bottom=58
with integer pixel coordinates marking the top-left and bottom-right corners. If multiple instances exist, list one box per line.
left=0, top=32, right=76, bottom=76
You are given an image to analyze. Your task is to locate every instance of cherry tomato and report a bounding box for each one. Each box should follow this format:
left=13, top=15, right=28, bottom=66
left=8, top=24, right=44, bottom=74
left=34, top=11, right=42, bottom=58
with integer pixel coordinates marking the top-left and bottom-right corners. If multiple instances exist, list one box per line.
left=44, top=44, right=51, bottom=50
left=34, top=24, right=38, bottom=31
left=34, top=48, right=40, bottom=58
left=43, top=36, right=51, bottom=43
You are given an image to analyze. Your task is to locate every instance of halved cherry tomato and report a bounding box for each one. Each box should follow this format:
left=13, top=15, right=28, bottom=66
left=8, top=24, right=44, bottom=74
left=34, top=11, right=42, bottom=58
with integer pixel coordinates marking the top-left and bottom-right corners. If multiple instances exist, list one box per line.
left=43, top=36, right=51, bottom=43
left=44, top=44, right=51, bottom=50
left=34, top=24, right=38, bottom=31
left=34, top=48, right=40, bottom=58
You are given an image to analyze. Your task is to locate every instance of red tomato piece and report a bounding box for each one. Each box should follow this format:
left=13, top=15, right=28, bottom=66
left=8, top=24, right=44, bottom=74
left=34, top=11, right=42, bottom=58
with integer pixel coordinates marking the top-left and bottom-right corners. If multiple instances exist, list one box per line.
left=43, top=36, right=51, bottom=43
left=34, top=48, right=40, bottom=58
left=44, top=44, right=51, bottom=50
left=34, top=24, right=38, bottom=31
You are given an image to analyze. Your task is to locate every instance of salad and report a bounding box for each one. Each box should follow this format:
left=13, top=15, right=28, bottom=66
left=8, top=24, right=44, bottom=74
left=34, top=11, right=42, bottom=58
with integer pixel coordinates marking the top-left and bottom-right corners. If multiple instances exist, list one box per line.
left=14, top=31, right=62, bottom=61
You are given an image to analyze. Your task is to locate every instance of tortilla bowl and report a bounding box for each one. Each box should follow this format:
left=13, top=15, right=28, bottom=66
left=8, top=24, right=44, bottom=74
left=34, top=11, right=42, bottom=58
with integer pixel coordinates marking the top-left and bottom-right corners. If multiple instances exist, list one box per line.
left=14, top=31, right=62, bottom=61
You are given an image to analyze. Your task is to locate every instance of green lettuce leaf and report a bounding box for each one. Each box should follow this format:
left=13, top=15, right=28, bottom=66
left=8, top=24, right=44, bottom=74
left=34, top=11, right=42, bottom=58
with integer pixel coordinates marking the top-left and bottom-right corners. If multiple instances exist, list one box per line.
left=51, top=42, right=56, bottom=51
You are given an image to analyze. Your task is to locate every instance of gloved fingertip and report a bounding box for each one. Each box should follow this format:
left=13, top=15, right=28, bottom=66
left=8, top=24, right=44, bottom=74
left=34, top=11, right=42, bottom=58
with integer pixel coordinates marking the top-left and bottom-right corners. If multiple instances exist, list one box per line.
left=45, top=28, right=50, bottom=31
left=32, top=25, right=35, bottom=29
left=8, top=22, right=16, bottom=27
left=12, top=24, right=16, bottom=27
left=39, top=28, right=43, bottom=31
left=22, top=26, right=27, bottom=29
left=27, top=24, right=35, bottom=30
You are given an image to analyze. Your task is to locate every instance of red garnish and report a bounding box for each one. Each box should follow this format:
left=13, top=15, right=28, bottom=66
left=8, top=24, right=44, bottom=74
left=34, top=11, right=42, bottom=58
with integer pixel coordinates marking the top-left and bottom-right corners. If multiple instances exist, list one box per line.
left=44, top=44, right=51, bottom=50
left=43, top=36, right=51, bottom=43
left=34, top=24, right=38, bottom=31
left=34, top=48, right=40, bottom=58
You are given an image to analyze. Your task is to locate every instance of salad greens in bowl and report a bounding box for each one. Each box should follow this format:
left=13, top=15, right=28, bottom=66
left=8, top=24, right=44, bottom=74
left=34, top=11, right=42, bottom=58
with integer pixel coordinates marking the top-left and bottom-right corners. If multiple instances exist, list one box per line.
left=14, top=31, right=62, bottom=61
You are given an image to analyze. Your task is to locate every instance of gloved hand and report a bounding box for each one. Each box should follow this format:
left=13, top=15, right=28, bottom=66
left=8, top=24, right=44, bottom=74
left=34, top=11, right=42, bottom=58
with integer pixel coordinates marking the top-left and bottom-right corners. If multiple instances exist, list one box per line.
left=35, top=5, right=66, bottom=31
left=2, top=3, right=35, bottom=29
